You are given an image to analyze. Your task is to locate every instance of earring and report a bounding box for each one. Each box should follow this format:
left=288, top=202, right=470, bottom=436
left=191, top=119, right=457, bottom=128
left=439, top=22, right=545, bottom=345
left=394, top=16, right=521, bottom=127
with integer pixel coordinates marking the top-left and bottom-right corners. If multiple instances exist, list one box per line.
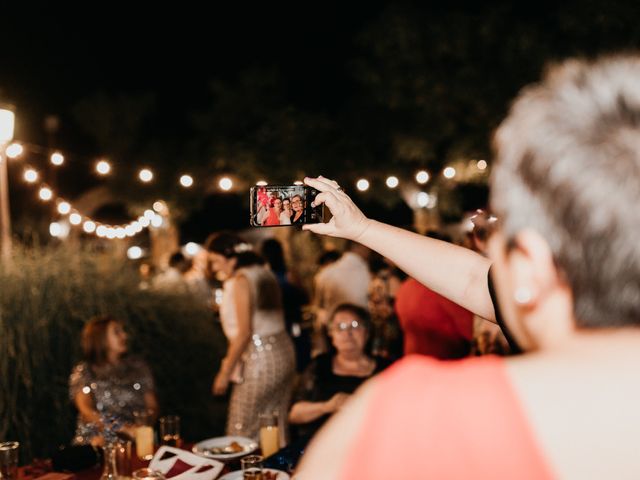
left=514, top=286, right=533, bottom=305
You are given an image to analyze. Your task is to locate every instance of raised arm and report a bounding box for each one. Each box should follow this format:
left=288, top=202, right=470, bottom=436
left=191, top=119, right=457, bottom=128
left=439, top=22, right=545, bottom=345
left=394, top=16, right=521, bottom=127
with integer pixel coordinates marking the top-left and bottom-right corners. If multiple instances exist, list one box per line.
left=303, top=176, right=496, bottom=321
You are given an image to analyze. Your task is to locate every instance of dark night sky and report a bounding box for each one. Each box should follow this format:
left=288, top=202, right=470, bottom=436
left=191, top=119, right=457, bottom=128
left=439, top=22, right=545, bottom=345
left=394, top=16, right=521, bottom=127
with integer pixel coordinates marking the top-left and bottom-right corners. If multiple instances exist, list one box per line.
left=1, top=3, right=388, bottom=146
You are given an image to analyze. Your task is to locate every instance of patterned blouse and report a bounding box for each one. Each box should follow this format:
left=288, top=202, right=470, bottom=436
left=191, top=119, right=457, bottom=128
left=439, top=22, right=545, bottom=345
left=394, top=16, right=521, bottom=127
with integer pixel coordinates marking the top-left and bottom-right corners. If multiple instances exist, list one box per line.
left=68, top=356, right=155, bottom=444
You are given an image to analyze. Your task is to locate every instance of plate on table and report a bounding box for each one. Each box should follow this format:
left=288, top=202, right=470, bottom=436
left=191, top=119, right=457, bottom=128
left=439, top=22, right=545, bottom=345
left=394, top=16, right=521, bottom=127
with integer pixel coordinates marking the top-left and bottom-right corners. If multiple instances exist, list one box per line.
left=192, top=436, right=258, bottom=461
left=148, top=446, right=224, bottom=480
left=217, top=468, right=291, bottom=480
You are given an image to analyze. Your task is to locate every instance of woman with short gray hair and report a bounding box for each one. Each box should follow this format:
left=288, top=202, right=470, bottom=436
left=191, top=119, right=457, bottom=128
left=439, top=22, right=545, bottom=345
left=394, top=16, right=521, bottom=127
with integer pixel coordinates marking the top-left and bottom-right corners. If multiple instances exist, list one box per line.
left=297, top=55, right=640, bottom=479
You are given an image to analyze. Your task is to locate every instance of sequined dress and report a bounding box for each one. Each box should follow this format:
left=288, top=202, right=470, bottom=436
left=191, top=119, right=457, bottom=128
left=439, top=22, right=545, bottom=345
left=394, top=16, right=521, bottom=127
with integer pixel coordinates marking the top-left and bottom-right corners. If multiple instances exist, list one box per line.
left=220, top=265, right=296, bottom=444
left=68, top=356, right=155, bottom=444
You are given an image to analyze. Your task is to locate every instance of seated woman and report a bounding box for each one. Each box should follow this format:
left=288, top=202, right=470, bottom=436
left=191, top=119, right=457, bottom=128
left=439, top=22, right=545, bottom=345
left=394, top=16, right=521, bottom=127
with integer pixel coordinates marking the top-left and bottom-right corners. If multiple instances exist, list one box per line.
left=288, top=304, right=391, bottom=440
left=69, top=315, right=159, bottom=446
left=298, top=56, right=640, bottom=478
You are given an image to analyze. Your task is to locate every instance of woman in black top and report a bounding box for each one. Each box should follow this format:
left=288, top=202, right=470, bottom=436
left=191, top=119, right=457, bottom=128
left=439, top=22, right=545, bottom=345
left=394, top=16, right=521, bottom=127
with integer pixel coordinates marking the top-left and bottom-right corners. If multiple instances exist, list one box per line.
left=289, top=304, right=391, bottom=439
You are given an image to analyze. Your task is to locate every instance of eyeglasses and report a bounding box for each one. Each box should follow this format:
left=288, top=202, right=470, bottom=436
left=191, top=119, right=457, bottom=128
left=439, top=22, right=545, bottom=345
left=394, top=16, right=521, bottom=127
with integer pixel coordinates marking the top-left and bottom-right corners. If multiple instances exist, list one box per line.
left=331, top=320, right=363, bottom=332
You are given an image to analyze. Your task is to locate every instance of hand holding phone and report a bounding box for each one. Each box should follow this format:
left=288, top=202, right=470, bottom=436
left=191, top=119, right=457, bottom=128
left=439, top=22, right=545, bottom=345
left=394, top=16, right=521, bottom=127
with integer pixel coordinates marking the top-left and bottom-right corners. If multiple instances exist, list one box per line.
left=301, top=176, right=370, bottom=240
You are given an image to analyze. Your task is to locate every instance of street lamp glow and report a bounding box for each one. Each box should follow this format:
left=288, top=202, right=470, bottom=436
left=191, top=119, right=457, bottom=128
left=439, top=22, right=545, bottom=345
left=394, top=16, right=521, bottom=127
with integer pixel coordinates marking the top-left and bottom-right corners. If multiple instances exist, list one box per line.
left=0, top=107, right=15, bottom=144
left=477, top=160, right=488, bottom=170
left=179, top=174, right=193, bottom=187
left=69, top=213, right=82, bottom=225
left=39, top=187, right=53, bottom=201
left=127, top=246, right=143, bottom=260
left=96, top=160, right=111, bottom=175
left=57, top=201, right=71, bottom=215
left=416, top=170, right=430, bottom=184
left=49, top=222, right=63, bottom=238
left=139, top=168, right=153, bottom=182
left=256, top=180, right=268, bottom=186
left=185, top=242, right=201, bottom=256
left=443, top=167, right=456, bottom=179
left=219, top=177, right=233, bottom=191
left=356, top=179, right=370, bottom=192
left=83, top=220, right=96, bottom=233
left=24, top=168, right=39, bottom=183
left=385, top=176, right=399, bottom=188
left=6, top=143, right=23, bottom=159
left=50, top=152, right=64, bottom=166
left=293, top=180, right=304, bottom=186
left=417, top=192, right=430, bottom=208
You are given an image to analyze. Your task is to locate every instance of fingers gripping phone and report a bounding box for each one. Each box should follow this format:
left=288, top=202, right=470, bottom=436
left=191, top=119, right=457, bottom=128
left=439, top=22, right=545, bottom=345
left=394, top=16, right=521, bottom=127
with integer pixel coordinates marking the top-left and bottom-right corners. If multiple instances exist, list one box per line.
left=250, top=185, right=325, bottom=227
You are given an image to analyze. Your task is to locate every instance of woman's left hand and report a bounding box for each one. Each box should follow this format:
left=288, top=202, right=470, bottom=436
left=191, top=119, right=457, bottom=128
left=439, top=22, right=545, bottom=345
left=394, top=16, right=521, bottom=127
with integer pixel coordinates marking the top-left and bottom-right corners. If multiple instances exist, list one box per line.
left=212, top=371, right=231, bottom=396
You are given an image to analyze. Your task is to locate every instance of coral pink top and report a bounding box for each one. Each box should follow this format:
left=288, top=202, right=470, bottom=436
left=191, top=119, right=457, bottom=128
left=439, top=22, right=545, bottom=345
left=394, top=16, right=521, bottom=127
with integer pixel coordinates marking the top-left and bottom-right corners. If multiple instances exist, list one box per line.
left=339, top=356, right=554, bottom=480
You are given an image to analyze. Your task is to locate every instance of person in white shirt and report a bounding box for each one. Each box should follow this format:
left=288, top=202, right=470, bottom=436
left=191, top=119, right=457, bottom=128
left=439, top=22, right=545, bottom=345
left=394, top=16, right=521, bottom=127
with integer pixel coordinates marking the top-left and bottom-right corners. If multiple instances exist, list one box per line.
left=312, top=243, right=371, bottom=354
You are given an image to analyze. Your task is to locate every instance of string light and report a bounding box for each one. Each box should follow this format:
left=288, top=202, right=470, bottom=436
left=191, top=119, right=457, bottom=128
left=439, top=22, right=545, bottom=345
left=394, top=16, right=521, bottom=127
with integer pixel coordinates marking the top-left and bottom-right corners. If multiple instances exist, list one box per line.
left=127, top=246, right=143, bottom=260
left=356, top=179, right=370, bottom=192
left=96, top=160, right=111, bottom=175
left=6, top=143, right=23, bottom=159
left=49, top=222, right=63, bottom=237
left=416, top=170, right=430, bottom=184
left=50, top=152, right=64, bottom=166
left=153, top=200, right=167, bottom=213
left=185, top=242, right=201, bottom=256
left=219, top=177, right=233, bottom=191
left=139, top=168, right=153, bottom=182
left=57, top=201, right=71, bottom=215
left=386, top=176, right=399, bottom=189
left=417, top=192, right=430, bottom=208
left=13, top=140, right=481, bottom=242
left=83, top=221, right=96, bottom=233
left=151, top=214, right=163, bottom=228
left=179, top=174, right=193, bottom=187
left=24, top=168, right=39, bottom=183
left=39, top=187, right=53, bottom=201
left=69, top=213, right=82, bottom=225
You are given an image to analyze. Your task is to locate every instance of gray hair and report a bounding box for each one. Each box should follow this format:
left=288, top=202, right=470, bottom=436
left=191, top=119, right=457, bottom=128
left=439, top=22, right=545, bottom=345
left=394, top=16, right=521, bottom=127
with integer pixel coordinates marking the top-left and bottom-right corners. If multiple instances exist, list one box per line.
left=491, top=55, right=640, bottom=329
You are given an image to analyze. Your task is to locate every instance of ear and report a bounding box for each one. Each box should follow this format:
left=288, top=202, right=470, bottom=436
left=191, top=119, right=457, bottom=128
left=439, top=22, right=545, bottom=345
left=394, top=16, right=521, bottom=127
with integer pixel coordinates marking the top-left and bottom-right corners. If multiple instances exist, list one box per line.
left=508, top=228, right=558, bottom=308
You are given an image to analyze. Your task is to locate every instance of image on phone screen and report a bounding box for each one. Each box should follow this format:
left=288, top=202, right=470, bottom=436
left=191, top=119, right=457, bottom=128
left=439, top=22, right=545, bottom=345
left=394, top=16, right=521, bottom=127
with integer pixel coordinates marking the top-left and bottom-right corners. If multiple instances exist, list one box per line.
left=250, top=185, right=324, bottom=227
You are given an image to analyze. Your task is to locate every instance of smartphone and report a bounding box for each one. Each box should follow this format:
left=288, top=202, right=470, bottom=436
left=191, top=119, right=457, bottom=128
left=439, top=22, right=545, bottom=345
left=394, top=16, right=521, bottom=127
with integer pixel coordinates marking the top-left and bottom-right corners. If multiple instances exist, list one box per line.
left=250, top=185, right=325, bottom=227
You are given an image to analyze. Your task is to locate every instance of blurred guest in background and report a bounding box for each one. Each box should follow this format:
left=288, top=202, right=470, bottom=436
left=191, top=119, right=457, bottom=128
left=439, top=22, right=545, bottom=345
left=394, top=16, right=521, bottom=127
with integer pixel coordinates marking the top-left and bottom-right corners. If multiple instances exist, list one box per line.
left=69, top=315, right=158, bottom=446
left=261, top=238, right=312, bottom=372
left=207, top=233, right=295, bottom=445
left=289, top=304, right=390, bottom=440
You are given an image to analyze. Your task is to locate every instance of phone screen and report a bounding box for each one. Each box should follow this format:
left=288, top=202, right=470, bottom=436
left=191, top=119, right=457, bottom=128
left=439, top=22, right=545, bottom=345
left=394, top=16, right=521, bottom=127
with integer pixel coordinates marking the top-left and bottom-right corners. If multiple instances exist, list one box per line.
left=250, top=185, right=323, bottom=227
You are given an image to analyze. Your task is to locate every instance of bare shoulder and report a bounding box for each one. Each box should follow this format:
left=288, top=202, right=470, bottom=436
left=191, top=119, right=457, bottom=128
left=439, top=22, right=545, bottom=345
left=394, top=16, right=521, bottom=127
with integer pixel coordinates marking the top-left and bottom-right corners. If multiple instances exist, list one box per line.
left=294, top=379, right=377, bottom=479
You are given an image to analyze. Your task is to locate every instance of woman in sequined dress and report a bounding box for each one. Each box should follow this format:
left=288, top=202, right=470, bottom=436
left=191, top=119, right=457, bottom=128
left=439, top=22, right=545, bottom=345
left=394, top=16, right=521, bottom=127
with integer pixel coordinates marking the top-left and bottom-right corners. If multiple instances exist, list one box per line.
left=69, top=315, right=159, bottom=446
left=206, top=232, right=296, bottom=446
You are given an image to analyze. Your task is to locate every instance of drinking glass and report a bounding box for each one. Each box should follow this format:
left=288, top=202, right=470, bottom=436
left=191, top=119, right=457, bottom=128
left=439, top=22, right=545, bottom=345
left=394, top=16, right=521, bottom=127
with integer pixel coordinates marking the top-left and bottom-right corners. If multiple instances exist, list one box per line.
left=241, top=455, right=263, bottom=480
left=259, top=412, right=279, bottom=458
left=0, top=442, right=19, bottom=480
left=159, top=415, right=181, bottom=448
left=133, top=410, right=155, bottom=460
left=132, top=468, right=166, bottom=479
